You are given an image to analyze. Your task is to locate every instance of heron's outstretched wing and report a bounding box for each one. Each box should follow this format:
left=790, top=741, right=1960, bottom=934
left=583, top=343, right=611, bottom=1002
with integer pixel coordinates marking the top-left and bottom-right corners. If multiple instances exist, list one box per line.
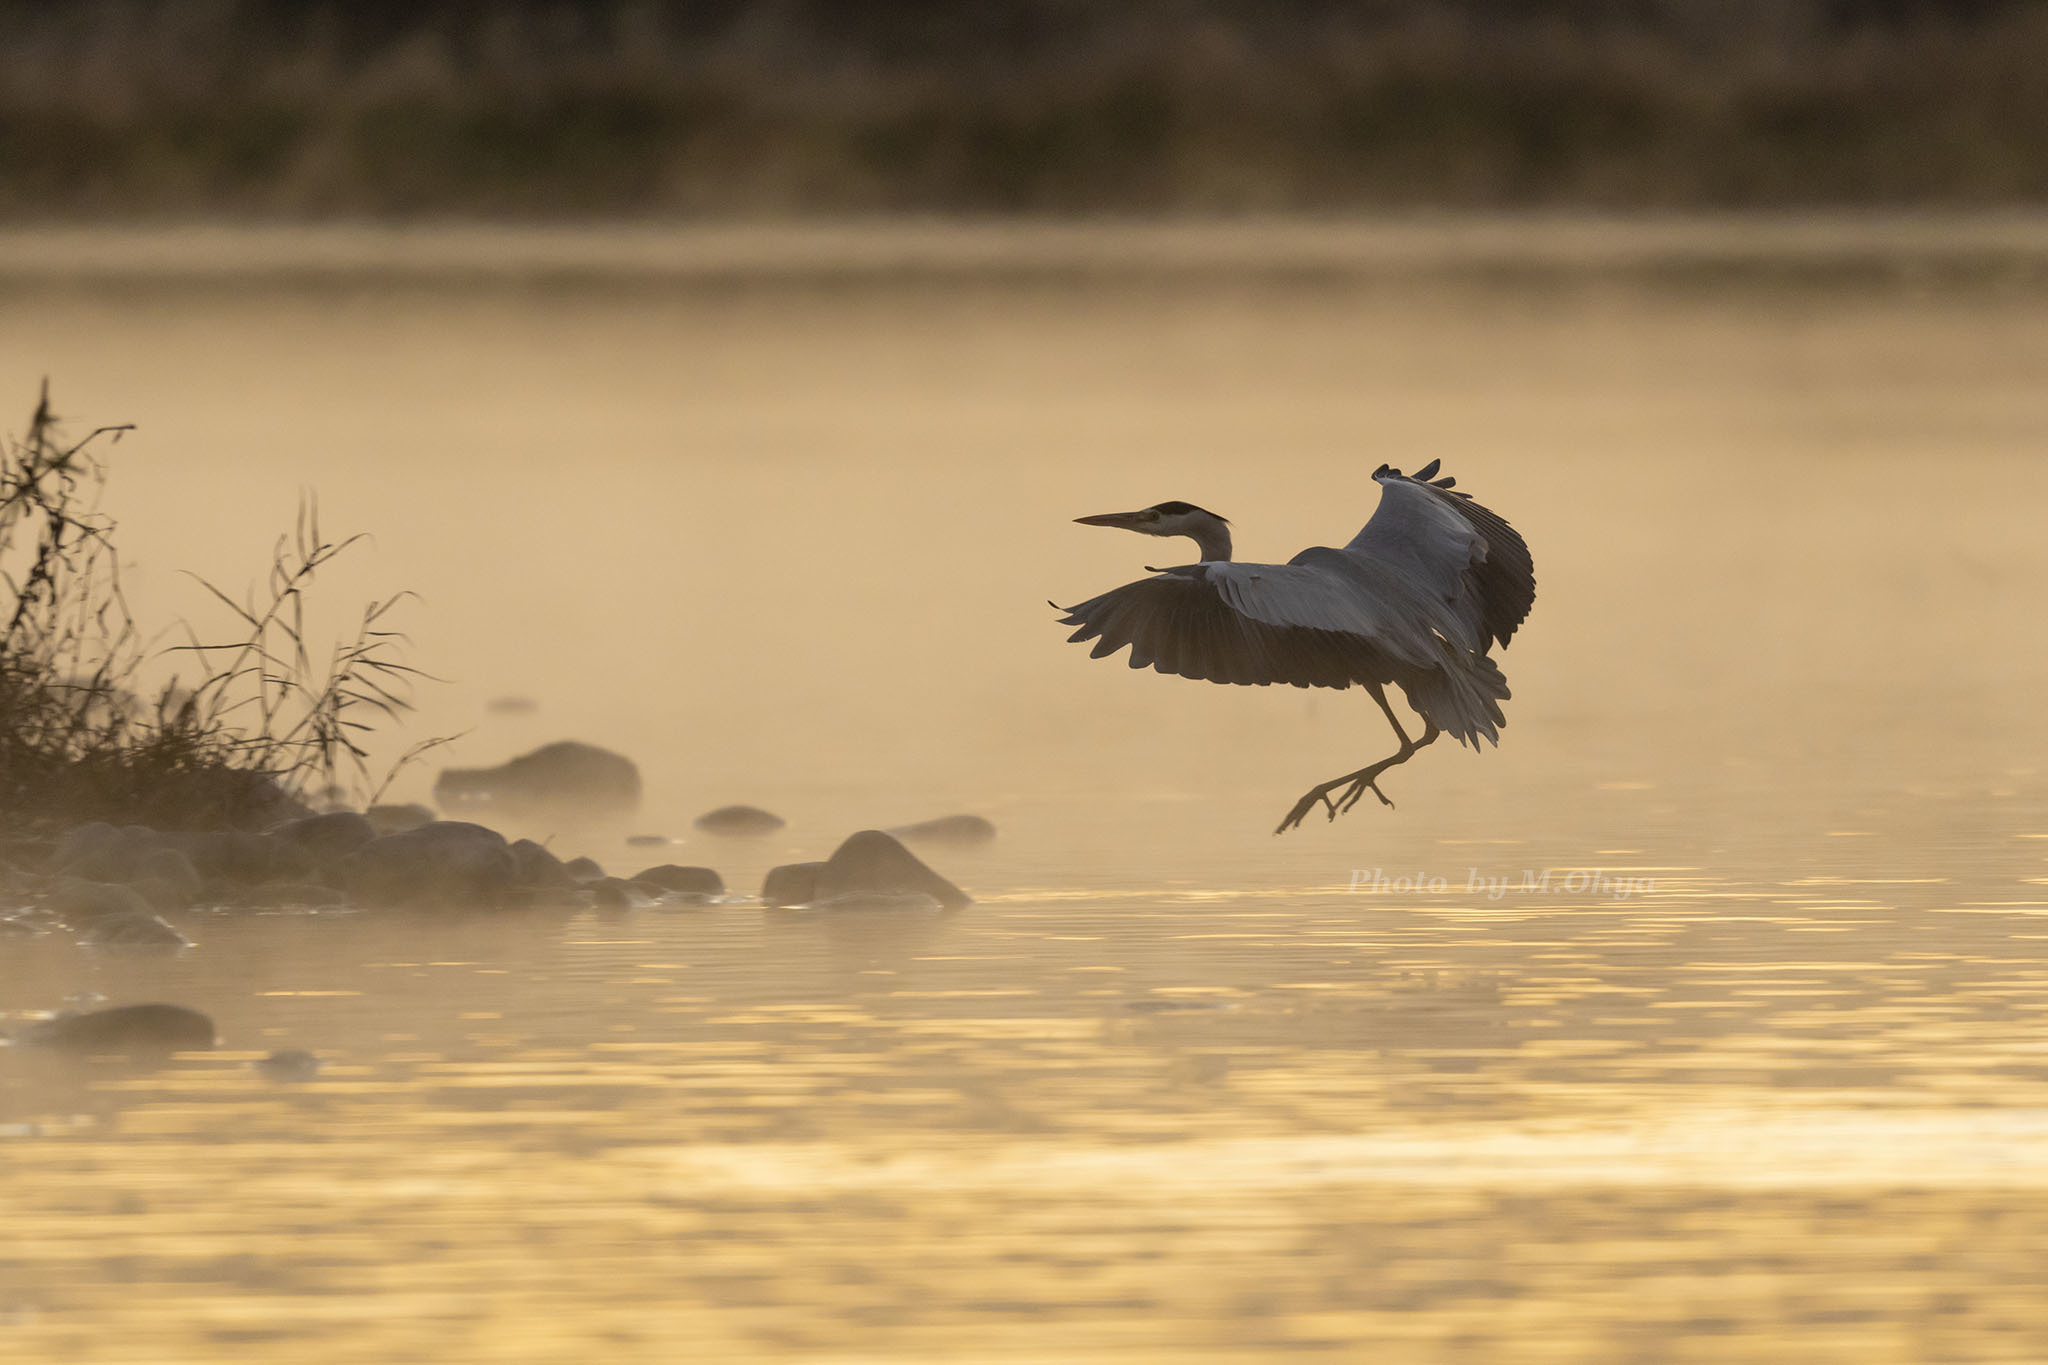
left=1054, top=565, right=1396, bottom=690
left=1343, top=464, right=1536, bottom=652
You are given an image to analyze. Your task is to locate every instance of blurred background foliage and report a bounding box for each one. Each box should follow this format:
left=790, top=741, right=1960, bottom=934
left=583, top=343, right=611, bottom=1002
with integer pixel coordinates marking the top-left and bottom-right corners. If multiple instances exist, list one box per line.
left=2, top=0, right=2046, bottom=217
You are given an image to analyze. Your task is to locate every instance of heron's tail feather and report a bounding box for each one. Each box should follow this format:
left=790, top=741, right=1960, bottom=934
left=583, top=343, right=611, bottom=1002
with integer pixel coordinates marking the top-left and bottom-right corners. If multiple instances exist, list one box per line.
left=1400, top=647, right=1510, bottom=748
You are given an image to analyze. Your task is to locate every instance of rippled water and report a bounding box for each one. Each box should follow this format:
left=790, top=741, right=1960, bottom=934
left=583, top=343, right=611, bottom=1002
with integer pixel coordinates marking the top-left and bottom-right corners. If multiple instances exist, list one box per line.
left=4, top=222, right=2048, bottom=1361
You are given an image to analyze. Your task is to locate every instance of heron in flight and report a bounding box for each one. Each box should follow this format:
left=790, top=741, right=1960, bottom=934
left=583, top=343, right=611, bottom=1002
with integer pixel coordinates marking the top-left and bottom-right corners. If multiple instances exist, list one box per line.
left=1054, top=461, right=1535, bottom=834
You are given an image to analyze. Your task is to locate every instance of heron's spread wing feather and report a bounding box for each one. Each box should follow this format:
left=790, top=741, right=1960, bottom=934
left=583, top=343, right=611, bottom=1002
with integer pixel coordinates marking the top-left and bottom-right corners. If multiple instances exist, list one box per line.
left=1345, top=470, right=1536, bottom=651
left=1057, top=568, right=1393, bottom=692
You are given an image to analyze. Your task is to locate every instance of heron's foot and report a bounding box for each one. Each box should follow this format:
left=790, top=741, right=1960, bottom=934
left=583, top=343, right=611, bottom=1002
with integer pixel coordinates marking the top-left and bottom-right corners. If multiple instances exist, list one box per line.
left=1273, top=768, right=1396, bottom=835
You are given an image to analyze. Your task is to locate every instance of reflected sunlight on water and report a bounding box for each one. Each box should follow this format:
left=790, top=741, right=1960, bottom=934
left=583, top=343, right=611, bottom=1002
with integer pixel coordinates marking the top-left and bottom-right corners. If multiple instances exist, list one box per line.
left=3, top=223, right=2048, bottom=1361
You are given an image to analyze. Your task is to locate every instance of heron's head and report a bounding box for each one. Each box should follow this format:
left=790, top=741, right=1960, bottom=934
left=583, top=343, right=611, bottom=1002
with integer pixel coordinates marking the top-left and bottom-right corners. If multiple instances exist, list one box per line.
left=1075, top=501, right=1232, bottom=563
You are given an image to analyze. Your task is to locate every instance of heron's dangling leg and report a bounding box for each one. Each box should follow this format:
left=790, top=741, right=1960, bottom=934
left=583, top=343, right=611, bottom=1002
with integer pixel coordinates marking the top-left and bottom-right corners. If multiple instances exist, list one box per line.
left=1274, top=685, right=1440, bottom=834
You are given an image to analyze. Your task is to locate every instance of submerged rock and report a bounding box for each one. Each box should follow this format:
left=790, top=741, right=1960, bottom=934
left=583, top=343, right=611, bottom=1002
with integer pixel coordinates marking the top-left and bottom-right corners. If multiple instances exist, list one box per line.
left=366, top=802, right=436, bottom=834
left=337, top=821, right=519, bottom=908
left=48, top=879, right=157, bottom=927
left=16, top=1003, right=217, bottom=1054
left=259, top=881, right=350, bottom=908
left=632, top=865, right=724, bottom=898
left=434, top=741, right=641, bottom=818
left=509, top=839, right=576, bottom=890
left=162, top=831, right=315, bottom=887
left=813, top=830, right=970, bottom=911
left=132, top=847, right=202, bottom=907
left=694, top=805, right=785, bottom=837
left=253, top=1049, right=323, bottom=1082
left=82, top=913, right=192, bottom=952
left=887, top=814, right=998, bottom=847
left=271, top=810, right=377, bottom=862
left=759, top=861, right=824, bottom=908
left=589, top=877, right=659, bottom=910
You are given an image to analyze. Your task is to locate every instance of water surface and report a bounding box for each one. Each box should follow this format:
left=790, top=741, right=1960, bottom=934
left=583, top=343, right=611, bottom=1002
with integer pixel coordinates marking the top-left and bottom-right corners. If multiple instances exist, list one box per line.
left=3, top=221, right=2047, bottom=1362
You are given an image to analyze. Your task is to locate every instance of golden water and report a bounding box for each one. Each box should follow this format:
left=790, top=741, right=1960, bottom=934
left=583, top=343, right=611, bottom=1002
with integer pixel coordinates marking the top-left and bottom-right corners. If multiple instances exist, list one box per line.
left=3, top=222, right=2048, bottom=1361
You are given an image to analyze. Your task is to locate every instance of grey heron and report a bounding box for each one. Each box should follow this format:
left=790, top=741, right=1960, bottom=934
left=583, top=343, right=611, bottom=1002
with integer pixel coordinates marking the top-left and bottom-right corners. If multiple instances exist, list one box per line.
left=1054, top=461, right=1535, bottom=834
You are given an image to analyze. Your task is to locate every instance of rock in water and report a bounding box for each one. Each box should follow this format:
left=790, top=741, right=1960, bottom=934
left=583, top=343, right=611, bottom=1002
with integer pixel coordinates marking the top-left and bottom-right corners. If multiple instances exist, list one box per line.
left=160, top=832, right=316, bottom=887
left=812, top=831, right=971, bottom=911
left=48, top=879, right=157, bottom=927
left=337, top=821, right=520, bottom=908
left=433, top=741, right=641, bottom=818
left=632, top=865, right=724, bottom=897
left=270, top=810, right=377, bottom=862
left=366, top=803, right=436, bottom=834
left=509, top=839, right=577, bottom=890
left=693, top=805, right=785, bottom=837
left=17, top=1003, right=216, bottom=1054
left=254, top=1050, right=323, bottom=1082
left=759, top=862, right=823, bottom=907
left=82, top=913, right=193, bottom=952
left=886, top=814, right=998, bottom=847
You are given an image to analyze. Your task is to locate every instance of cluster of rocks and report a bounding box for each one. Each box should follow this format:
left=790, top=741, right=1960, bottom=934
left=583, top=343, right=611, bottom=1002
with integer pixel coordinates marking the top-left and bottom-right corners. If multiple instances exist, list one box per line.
left=1, top=805, right=987, bottom=938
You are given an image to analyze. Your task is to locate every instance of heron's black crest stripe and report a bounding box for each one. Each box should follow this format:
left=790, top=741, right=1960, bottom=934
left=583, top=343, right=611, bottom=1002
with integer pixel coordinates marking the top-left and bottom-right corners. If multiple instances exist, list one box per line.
left=1151, top=500, right=1226, bottom=521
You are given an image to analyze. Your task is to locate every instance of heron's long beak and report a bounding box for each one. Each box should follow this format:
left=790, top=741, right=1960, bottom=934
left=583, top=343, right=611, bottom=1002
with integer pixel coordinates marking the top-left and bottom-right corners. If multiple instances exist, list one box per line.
left=1074, top=511, right=1148, bottom=531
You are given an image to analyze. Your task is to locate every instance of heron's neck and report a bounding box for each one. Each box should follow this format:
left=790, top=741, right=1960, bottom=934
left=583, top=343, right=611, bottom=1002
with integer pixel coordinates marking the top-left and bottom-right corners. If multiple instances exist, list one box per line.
left=1187, top=519, right=1232, bottom=562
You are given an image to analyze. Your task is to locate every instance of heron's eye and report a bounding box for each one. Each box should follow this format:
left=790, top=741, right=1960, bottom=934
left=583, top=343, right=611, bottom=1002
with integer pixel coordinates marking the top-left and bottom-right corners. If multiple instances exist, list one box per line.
left=1143, top=509, right=1162, bottom=522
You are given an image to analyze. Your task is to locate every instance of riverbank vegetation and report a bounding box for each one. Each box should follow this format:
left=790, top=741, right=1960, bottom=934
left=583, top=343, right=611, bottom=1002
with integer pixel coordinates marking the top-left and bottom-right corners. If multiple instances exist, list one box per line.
left=4, top=1, right=2048, bottom=219
left=0, top=384, right=427, bottom=837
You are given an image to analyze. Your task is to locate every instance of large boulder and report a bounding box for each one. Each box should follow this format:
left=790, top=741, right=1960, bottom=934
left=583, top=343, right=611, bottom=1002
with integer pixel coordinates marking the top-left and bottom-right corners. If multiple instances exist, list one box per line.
left=812, top=831, right=970, bottom=911
left=886, top=814, right=998, bottom=847
left=694, top=804, right=784, bottom=837
left=433, top=741, right=641, bottom=819
left=336, top=821, right=520, bottom=908
left=16, top=1003, right=216, bottom=1054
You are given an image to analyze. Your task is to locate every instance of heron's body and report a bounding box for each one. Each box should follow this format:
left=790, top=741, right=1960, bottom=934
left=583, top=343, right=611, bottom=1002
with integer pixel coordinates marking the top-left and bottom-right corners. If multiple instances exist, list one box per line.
left=1054, top=463, right=1535, bottom=831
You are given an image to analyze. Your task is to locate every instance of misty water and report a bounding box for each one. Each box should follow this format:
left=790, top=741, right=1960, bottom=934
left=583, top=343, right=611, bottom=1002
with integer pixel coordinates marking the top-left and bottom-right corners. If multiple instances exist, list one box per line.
left=4, top=222, right=2048, bottom=1361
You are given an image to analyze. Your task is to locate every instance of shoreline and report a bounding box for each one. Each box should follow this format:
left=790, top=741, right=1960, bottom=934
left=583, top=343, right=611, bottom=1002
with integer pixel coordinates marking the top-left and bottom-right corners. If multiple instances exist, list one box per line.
left=6, top=214, right=2048, bottom=291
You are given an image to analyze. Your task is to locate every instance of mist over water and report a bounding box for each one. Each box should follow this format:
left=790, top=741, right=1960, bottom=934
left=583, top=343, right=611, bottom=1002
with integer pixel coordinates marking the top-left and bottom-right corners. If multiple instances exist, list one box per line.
left=4, top=223, right=2048, bottom=1361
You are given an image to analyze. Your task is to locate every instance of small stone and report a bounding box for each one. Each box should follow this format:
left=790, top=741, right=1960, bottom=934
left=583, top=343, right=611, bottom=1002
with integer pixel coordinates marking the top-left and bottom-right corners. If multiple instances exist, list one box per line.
left=632, top=865, right=724, bottom=897
left=563, top=856, right=606, bottom=883
left=694, top=805, right=785, bottom=837
left=49, top=879, right=157, bottom=927
left=590, top=877, right=657, bottom=910
left=760, top=861, right=824, bottom=908
left=82, top=913, right=192, bottom=952
left=625, top=834, right=669, bottom=847
left=17, top=1003, right=216, bottom=1054
left=253, top=1050, right=323, bottom=1082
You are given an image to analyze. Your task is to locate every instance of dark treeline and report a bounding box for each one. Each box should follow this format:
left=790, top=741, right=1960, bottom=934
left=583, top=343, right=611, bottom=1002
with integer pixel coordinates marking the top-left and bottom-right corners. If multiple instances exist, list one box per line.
left=4, top=0, right=2047, bottom=217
